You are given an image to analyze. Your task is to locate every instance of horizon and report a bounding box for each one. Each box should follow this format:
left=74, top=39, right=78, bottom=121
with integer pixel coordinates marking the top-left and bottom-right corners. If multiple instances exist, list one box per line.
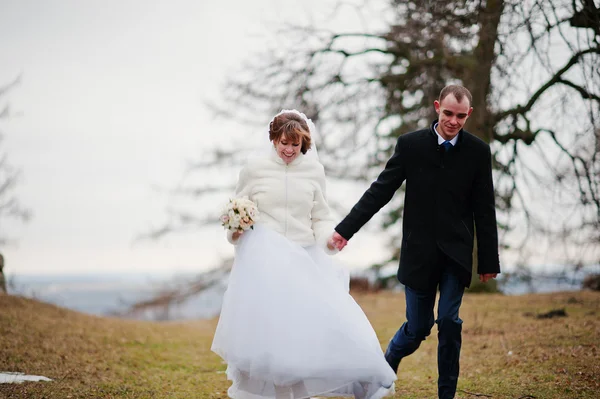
left=7, top=261, right=598, bottom=279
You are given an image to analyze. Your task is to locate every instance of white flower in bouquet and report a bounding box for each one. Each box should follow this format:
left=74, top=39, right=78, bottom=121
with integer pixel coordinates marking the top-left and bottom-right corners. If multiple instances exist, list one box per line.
left=220, top=196, right=259, bottom=232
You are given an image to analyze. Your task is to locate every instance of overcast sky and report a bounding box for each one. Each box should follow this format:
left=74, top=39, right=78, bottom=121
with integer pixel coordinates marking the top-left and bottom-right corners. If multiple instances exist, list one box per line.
left=1, top=0, right=398, bottom=276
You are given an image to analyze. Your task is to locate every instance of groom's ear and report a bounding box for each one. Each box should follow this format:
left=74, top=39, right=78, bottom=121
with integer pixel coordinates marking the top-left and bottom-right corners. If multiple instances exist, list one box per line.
left=434, top=100, right=441, bottom=114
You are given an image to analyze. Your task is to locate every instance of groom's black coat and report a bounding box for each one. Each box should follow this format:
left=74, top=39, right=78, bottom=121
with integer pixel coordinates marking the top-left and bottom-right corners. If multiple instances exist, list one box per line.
left=335, top=120, right=500, bottom=291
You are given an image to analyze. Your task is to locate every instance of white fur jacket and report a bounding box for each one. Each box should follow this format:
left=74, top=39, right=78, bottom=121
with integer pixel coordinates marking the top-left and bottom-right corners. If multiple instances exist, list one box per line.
left=227, top=149, right=336, bottom=254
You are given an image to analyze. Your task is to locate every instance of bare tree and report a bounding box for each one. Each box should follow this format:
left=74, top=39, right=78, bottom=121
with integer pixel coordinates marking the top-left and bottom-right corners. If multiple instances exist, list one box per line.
left=152, top=0, right=599, bottom=295
left=0, top=75, right=30, bottom=246
left=116, top=258, right=233, bottom=320
left=489, top=0, right=600, bottom=283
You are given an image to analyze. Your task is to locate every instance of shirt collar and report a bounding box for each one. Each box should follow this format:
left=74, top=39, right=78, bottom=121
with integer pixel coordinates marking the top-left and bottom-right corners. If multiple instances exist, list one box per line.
left=434, top=123, right=459, bottom=146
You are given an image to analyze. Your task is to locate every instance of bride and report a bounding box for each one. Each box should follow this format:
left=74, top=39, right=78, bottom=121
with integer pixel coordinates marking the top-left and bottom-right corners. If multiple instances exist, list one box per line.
left=211, top=110, right=396, bottom=399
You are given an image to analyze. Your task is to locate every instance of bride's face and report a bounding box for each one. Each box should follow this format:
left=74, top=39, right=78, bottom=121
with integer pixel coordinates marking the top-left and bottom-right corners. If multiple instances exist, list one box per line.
left=275, top=134, right=301, bottom=164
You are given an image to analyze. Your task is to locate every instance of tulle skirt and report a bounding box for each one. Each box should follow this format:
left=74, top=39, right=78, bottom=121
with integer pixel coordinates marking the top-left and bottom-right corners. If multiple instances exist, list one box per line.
left=211, top=224, right=397, bottom=399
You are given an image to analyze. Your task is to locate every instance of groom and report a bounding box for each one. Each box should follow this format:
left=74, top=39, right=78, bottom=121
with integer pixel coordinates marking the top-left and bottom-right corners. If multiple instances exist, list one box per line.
left=329, top=85, right=500, bottom=399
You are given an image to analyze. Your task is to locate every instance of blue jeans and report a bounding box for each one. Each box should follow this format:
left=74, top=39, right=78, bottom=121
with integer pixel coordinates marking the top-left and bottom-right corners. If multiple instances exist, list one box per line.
left=385, top=268, right=464, bottom=399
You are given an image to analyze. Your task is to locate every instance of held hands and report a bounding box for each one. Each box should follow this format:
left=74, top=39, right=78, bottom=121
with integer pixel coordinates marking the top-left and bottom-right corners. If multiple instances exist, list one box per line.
left=479, top=273, right=498, bottom=283
left=328, top=232, right=348, bottom=251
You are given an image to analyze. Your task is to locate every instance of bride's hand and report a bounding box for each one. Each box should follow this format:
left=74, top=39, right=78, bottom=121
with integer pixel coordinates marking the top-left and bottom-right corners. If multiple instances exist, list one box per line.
left=330, top=232, right=348, bottom=251
left=232, top=231, right=244, bottom=241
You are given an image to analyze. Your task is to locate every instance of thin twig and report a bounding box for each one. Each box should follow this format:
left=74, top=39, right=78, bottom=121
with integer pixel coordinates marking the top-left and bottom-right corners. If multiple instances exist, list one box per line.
left=457, top=390, right=492, bottom=397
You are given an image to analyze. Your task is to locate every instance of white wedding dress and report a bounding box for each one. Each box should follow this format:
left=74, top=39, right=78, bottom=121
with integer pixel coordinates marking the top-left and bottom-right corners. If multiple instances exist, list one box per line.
left=212, top=224, right=397, bottom=399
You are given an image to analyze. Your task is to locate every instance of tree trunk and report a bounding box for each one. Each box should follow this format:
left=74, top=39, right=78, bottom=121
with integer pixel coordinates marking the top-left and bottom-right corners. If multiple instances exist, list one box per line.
left=466, top=0, right=505, bottom=143
left=466, top=0, right=505, bottom=291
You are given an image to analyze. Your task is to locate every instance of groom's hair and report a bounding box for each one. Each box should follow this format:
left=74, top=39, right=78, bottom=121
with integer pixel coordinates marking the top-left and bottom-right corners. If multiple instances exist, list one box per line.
left=269, top=112, right=312, bottom=154
left=439, top=85, right=473, bottom=106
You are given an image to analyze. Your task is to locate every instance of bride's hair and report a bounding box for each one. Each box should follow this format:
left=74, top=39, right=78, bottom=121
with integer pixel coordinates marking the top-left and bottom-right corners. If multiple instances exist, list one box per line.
left=269, top=112, right=312, bottom=154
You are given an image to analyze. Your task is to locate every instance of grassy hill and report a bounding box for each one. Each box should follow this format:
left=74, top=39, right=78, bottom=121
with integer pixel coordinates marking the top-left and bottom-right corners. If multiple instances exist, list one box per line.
left=1, top=291, right=598, bottom=398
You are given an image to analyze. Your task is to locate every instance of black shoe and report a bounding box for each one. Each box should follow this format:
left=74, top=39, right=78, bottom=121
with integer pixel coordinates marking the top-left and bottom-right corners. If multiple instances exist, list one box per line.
left=384, top=350, right=401, bottom=374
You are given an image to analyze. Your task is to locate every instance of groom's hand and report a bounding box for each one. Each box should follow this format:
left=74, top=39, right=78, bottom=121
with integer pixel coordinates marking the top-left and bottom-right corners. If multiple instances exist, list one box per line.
left=329, top=232, right=348, bottom=251
left=479, top=273, right=498, bottom=283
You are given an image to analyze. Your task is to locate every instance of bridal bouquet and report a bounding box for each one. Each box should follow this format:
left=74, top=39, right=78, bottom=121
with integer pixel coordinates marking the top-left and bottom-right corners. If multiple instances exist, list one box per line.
left=220, top=196, right=259, bottom=232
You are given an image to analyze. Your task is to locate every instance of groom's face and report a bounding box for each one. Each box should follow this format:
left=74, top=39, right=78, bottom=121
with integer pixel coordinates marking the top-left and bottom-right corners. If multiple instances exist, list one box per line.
left=434, top=94, right=473, bottom=140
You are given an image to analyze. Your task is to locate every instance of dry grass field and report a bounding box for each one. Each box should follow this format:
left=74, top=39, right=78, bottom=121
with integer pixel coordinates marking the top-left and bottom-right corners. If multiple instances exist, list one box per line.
left=1, top=290, right=598, bottom=398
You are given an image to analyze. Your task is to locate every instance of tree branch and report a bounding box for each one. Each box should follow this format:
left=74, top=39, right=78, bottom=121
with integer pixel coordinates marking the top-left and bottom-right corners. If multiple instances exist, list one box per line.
left=557, top=78, right=600, bottom=101
left=495, top=47, right=600, bottom=122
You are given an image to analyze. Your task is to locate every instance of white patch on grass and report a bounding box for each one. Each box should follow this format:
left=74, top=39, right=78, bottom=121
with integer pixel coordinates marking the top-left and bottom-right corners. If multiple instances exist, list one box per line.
left=0, top=372, right=52, bottom=384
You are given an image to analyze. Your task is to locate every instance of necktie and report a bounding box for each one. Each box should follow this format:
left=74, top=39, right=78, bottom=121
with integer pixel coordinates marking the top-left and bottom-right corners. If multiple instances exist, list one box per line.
left=441, top=141, right=453, bottom=151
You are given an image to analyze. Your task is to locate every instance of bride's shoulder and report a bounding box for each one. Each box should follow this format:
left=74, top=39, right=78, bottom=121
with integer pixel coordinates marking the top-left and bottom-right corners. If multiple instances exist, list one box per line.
left=302, top=157, right=325, bottom=174
left=241, top=156, right=276, bottom=175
